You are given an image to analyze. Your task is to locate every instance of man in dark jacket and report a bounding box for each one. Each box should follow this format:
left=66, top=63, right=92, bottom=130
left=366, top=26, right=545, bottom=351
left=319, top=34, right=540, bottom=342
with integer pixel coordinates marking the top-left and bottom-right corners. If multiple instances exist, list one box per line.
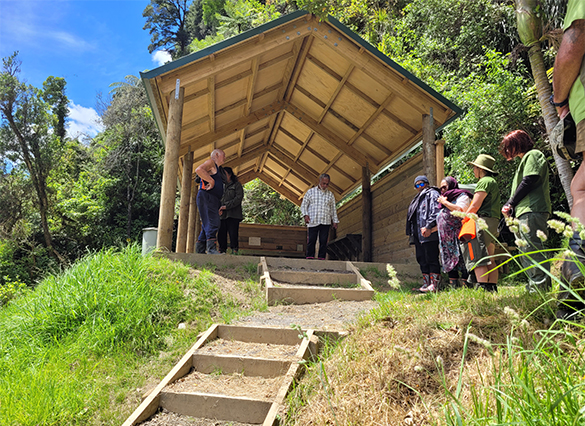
left=406, top=175, right=441, bottom=292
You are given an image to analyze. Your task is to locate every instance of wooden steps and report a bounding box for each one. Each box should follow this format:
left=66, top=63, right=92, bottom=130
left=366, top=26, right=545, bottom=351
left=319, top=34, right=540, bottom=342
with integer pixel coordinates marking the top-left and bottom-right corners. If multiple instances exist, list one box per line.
left=123, top=324, right=333, bottom=426
left=123, top=255, right=375, bottom=425
left=259, top=257, right=375, bottom=305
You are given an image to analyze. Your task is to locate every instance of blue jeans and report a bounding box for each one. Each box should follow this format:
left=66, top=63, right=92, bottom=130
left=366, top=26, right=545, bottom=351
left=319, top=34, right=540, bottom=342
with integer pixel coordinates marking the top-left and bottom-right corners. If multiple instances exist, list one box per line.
left=197, top=190, right=221, bottom=242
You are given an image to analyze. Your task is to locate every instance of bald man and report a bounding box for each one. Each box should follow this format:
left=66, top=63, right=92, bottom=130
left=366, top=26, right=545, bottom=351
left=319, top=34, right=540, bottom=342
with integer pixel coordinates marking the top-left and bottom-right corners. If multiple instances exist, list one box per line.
left=195, top=149, right=226, bottom=254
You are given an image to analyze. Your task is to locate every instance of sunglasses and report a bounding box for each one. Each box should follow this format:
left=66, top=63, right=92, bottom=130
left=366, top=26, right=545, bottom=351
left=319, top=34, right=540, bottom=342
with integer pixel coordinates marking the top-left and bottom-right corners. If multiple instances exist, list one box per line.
left=414, top=182, right=426, bottom=189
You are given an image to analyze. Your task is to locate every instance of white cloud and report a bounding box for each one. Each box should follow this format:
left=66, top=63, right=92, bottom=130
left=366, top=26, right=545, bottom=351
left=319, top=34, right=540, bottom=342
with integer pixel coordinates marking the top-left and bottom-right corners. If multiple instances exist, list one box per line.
left=152, top=50, right=172, bottom=67
left=67, top=102, right=104, bottom=139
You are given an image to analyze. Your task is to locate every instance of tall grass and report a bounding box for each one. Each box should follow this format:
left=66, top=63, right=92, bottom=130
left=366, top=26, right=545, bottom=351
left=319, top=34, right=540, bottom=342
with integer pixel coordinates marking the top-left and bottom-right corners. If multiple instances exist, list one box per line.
left=0, top=244, right=259, bottom=425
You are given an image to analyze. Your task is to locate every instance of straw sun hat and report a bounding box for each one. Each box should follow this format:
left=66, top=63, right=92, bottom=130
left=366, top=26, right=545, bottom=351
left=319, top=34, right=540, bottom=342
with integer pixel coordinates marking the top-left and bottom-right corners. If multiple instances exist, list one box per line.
left=468, top=154, right=498, bottom=175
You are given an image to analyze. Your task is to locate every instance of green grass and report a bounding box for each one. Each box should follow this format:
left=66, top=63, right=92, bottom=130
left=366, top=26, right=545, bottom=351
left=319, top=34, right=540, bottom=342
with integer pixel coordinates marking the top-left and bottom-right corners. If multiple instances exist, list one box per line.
left=0, top=244, right=262, bottom=425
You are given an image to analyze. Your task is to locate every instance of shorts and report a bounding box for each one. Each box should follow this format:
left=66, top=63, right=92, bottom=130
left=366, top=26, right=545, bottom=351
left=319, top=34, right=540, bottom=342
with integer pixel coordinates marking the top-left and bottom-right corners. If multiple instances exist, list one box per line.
left=460, top=216, right=499, bottom=270
left=576, top=119, right=585, bottom=154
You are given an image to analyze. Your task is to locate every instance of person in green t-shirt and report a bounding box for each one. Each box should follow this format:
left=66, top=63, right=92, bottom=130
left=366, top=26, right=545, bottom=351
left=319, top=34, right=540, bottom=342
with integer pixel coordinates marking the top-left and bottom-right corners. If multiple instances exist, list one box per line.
left=500, top=130, right=551, bottom=293
left=552, top=0, right=585, bottom=319
left=463, top=154, right=501, bottom=292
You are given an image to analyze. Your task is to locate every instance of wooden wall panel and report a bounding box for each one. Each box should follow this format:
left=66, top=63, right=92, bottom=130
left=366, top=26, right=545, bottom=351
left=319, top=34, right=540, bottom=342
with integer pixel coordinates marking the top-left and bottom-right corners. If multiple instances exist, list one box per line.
left=336, top=153, right=423, bottom=264
left=238, top=224, right=306, bottom=257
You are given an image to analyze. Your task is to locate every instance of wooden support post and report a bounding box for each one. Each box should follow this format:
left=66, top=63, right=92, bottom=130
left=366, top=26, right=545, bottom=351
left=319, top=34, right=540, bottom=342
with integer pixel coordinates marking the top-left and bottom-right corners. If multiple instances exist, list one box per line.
left=361, top=165, right=372, bottom=262
left=435, top=139, right=445, bottom=185
left=186, top=180, right=199, bottom=253
left=156, top=82, right=185, bottom=251
left=422, top=108, right=436, bottom=186
left=176, top=151, right=193, bottom=253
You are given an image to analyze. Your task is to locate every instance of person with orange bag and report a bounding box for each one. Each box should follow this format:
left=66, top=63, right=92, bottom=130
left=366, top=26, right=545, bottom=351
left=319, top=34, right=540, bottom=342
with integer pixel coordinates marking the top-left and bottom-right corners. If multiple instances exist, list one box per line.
left=463, top=154, right=501, bottom=292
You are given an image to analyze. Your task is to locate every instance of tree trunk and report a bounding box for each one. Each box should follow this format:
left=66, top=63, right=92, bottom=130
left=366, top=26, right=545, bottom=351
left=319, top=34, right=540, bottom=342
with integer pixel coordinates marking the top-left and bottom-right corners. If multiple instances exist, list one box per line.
left=528, top=42, right=574, bottom=207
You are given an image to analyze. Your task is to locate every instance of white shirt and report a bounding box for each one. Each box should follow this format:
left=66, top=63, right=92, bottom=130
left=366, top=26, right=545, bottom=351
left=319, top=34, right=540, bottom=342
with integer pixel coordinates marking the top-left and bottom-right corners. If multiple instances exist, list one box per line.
left=301, top=185, right=339, bottom=227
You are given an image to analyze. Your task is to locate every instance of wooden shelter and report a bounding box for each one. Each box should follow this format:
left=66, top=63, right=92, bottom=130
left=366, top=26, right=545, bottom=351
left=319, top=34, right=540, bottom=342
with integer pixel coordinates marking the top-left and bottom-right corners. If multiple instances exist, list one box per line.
left=141, top=10, right=462, bottom=257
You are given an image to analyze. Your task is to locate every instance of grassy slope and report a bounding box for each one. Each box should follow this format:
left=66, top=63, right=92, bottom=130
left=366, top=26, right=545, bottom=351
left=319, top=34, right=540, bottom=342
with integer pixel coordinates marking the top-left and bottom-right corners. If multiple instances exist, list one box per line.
left=0, top=245, right=263, bottom=425
left=285, top=276, right=585, bottom=425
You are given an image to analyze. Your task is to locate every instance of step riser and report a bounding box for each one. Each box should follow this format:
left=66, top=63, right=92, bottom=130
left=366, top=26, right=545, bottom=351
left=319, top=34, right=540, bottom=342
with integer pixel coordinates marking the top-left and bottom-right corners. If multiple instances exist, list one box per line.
left=193, top=353, right=291, bottom=378
left=270, top=270, right=357, bottom=285
left=160, top=391, right=271, bottom=424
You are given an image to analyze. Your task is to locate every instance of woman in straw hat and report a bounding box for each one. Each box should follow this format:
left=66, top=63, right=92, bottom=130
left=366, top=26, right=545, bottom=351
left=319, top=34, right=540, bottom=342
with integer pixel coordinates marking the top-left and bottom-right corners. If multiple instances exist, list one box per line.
left=462, top=154, right=501, bottom=292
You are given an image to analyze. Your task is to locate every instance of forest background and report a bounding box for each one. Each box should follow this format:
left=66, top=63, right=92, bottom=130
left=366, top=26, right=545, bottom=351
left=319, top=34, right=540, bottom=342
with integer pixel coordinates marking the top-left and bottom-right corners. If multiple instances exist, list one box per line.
left=0, top=0, right=574, bottom=289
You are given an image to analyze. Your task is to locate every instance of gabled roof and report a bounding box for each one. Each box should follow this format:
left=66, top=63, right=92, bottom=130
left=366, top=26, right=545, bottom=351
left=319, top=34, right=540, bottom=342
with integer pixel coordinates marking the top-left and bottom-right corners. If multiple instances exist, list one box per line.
left=141, top=10, right=462, bottom=205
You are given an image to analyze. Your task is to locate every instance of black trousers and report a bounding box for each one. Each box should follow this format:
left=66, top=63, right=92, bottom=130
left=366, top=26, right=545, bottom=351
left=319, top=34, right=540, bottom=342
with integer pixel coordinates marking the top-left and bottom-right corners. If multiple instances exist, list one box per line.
left=307, top=225, right=330, bottom=259
left=218, top=218, right=240, bottom=253
left=414, top=240, right=441, bottom=274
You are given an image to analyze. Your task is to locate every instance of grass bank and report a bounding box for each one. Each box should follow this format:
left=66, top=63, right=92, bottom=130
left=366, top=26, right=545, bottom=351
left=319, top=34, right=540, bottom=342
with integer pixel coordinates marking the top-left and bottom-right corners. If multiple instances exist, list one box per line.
left=286, top=279, right=585, bottom=425
left=0, top=244, right=264, bottom=425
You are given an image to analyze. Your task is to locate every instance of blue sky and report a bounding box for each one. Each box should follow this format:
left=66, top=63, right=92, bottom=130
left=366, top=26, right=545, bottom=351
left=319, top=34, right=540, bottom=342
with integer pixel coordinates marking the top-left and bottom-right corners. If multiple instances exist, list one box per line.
left=0, top=0, right=172, bottom=138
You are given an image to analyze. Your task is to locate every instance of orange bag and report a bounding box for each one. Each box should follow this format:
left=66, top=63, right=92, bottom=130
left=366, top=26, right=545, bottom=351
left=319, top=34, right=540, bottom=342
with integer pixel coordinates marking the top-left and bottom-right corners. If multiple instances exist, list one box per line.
left=458, top=217, right=476, bottom=242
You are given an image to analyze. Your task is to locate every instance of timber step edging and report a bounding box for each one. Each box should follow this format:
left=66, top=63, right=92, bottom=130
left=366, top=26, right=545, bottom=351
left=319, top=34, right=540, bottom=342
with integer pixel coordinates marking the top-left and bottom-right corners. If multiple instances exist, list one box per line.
left=259, top=257, right=375, bottom=305
left=122, top=324, right=324, bottom=426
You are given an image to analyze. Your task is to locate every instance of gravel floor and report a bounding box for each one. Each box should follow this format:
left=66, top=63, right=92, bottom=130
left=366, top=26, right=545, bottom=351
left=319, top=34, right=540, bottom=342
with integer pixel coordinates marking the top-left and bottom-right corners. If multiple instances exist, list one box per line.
left=234, top=299, right=378, bottom=331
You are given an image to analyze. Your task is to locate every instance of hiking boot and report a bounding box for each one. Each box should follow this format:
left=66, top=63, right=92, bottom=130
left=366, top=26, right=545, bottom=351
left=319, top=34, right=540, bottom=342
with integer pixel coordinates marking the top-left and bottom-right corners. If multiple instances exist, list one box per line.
left=206, top=239, right=220, bottom=255
left=195, top=241, right=206, bottom=254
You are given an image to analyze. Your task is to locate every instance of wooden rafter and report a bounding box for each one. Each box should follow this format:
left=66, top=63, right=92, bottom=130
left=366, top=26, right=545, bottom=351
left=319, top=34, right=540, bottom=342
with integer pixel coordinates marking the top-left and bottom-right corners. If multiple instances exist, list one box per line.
left=207, top=76, right=215, bottom=132
left=257, top=170, right=302, bottom=206
left=224, top=143, right=270, bottom=169
left=284, top=36, right=314, bottom=102
left=178, top=100, right=287, bottom=157
left=318, top=64, right=354, bottom=123
left=286, top=103, right=377, bottom=173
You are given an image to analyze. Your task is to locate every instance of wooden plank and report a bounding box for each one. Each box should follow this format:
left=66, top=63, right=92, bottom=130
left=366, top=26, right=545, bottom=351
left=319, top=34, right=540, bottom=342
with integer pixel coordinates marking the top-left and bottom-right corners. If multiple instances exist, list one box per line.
left=264, top=330, right=315, bottom=426
left=122, top=324, right=219, bottom=426
left=192, top=353, right=291, bottom=378
left=160, top=391, right=272, bottom=424
left=267, top=286, right=374, bottom=305
left=217, top=324, right=303, bottom=346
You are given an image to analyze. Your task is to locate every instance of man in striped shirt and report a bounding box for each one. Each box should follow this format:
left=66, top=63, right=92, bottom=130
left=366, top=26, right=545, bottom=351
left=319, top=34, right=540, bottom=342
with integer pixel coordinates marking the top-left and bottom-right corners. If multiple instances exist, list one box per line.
left=301, top=174, right=339, bottom=259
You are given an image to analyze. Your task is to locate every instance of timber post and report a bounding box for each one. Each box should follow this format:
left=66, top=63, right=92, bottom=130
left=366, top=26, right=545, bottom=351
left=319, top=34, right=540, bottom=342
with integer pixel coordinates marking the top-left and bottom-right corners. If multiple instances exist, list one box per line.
left=422, top=108, right=436, bottom=186
left=361, top=164, right=372, bottom=262
left=176, top=150, right=193, bottom=253
left=435, top=139, right=445, bottom=185
left=156, top=81, right=185, bottom=251
left=186, top=180, right=198, bottom=253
